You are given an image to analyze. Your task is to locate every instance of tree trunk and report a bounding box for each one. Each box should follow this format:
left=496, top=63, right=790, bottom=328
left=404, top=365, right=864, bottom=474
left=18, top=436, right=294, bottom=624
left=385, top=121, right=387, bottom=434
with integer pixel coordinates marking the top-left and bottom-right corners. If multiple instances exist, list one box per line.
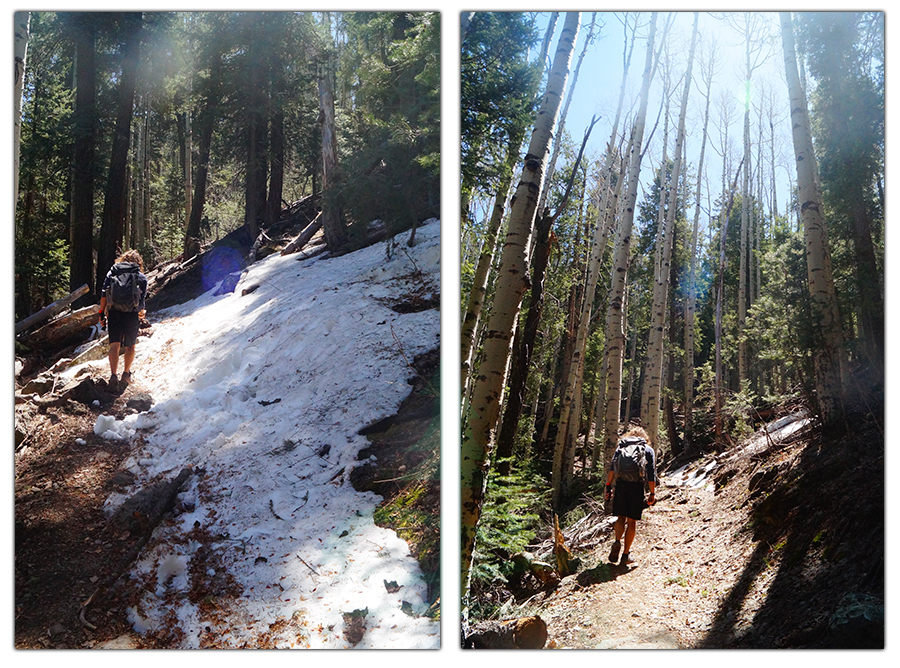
left=495, top=211, right=553, bottom=475
left=266, top=107, right=285, bottom=229
left=23, top=305, right=101, bottom=349
left=641, top=14, right=698, bottom=448
left=780, top=12, right=846, bottom=424
left=536, top=14, right=596, bottom=216
left=715, top=162, right=743, bottom=439
left=684, top=29, right=713, bottom=457
left=15, top=284, right=90, bottom=335
left=14, top=12, right=30, bottom=202
left=461, top=11, right=580, bottom=609
left=280, top=213, right=323, bottom=256
left=461, top=135, right=519, bottom=401
left=184, top=54, right=220, bottom=262
left=318, top=14, right=347, bottom=252
left=70, top=16, right=97, bottom=299
left=96, top=13, right=142, bottom=296
left=601, top=12, right=658, bottom=476
left=244, top=40, right=268, bottom=243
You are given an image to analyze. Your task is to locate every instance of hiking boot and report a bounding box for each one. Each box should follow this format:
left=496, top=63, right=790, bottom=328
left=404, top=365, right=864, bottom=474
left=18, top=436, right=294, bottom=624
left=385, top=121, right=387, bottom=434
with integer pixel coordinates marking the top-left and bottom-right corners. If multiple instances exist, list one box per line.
left=121, top=371, right=132, bottom=385
left=620, top=552, right=635, bottom=566
left=608, top=540, right=621, bottom=563
left=109, top=373, right=118, bottom=390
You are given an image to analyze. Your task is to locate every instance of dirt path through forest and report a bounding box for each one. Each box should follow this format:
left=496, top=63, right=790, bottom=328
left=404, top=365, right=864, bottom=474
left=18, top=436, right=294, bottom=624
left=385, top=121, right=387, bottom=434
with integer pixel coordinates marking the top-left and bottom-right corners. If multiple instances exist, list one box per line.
left=536, top=477, right=771, bottom=649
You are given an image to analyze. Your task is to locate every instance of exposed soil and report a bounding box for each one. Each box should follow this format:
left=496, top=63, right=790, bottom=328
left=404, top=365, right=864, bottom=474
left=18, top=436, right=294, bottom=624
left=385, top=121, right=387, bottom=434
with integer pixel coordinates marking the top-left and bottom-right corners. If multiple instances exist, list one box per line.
left=15, top=374, right=172, bottom=648
left=350, top=347, right=441, bottom=609
left=14, top=346, right=441, bottom=648
left=487, top=411, right=884, bottom=649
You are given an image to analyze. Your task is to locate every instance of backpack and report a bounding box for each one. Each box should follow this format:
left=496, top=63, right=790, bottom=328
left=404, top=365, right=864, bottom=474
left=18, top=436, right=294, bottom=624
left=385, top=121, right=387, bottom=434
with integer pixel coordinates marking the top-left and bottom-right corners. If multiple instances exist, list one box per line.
left=613, top=437, right=648, bottom=483
left=106, top=263, right=141, bottom=312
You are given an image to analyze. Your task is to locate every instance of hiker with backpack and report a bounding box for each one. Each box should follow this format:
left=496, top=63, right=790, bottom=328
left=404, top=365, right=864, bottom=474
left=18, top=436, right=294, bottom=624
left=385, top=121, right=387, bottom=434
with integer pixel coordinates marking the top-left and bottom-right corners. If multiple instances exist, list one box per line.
left=604, top=425, right=657, bottom=566
left=98, top=250, right=148, bottom=390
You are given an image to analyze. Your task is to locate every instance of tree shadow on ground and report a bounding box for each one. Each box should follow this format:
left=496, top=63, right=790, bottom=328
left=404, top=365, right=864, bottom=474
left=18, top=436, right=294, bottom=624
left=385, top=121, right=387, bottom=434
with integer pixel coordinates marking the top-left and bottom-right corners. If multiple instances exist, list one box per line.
left=698, top=412, right=884, bottom=648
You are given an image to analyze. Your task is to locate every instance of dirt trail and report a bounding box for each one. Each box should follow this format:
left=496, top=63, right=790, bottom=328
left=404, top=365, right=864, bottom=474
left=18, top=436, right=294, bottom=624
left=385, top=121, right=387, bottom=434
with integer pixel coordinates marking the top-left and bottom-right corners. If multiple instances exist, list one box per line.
left=535, top=479, right=771, bottom=649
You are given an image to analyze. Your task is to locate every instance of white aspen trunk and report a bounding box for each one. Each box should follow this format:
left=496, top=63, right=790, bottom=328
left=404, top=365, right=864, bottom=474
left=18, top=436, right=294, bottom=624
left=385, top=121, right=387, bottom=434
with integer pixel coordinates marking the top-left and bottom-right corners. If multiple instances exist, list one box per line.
left=536, top=14, right=596, bottom=216
left=601, top=12, right=658, bottom=477
left=685, top=27, right=713, bottom=455
left=779, top=12, right=846, bottom=423
left=641, top=14, right=699, bottom=448
left=461, top=156, right=512, bottom=402
left=461, top=12, right=580, bottom=606
left=14, top=12, right=30, bottom=201
left=641, top=90, right=670, bottom=426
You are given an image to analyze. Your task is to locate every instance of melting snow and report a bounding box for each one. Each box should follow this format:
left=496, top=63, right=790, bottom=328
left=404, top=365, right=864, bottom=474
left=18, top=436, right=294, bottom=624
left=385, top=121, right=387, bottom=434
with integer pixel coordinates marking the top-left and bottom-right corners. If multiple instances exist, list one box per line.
left=86, top=220, right=441, bottom=648
left=664, top=410, right=811, bottom=491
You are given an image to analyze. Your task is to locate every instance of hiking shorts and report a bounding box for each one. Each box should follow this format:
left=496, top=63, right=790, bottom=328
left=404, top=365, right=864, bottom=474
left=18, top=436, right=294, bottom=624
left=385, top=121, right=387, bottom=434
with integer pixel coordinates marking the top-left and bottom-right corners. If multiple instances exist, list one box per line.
left=107, top=310, right=140, bottom=347
left=612, top=479, right=646, bottom=521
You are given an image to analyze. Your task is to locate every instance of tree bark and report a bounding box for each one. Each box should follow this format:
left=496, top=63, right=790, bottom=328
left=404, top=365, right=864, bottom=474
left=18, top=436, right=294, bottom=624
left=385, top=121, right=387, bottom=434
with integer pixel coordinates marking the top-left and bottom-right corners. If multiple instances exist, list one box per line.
left=641, top=13, right=698, bottom=448
left=280, top=213, right=323, bottom=256
left=23, top=305, right=101, bottom=349
left=780, top=12, right=846, bottom=424
left=461, top=11, right=580, bottom=610
left=684, top=29, right=714, bottom=457
left=318, top=13, right=347, bottom=252
left=96, top=13, right=143, bottom=296
left=14, top=12, right=30, bottom=202
left=70, top=15, right=97, bottom=299
left=601, top=12, right=658, bottom=476
left=15, top=284, right=90, bottom=335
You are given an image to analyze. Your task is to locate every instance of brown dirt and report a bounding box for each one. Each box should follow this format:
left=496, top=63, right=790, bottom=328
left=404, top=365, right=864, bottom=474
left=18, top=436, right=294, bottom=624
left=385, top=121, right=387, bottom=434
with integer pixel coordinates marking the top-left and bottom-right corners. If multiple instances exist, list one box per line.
left=14, top=374, right=174, bottom=648
left=504, top=414, right=884, bottom=649
left=15, top=347, right=442, bottom=646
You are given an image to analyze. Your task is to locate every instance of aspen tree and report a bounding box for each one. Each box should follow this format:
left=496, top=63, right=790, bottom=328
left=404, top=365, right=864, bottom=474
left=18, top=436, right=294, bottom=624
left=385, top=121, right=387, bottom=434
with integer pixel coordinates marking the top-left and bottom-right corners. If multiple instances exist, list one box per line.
left=461, top=11, right=580, bottom=605
left=461, top=15, right=558, bottom=402
left=641, top=13, right=699, bottom=447
left=600, top=12, right=658, bottom=475
left=14, top=12, right=30, bottom=201
left=551, top=14, right=638, bottom=493
left=685, top=31, right=716, bottom=455
left=779, top=12, right=846, bottom=423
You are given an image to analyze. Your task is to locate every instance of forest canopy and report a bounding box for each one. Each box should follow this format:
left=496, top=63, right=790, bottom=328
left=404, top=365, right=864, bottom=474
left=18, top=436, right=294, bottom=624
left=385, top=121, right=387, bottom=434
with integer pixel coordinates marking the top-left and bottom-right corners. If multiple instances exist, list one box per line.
left=14, top=11, right=440, bottom=321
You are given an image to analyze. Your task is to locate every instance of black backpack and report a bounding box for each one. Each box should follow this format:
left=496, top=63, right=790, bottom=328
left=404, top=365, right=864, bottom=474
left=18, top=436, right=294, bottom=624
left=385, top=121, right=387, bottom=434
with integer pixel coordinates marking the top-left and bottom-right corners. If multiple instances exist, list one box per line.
left=613, top=437, right=648, bottom=483
left=106, top=263, right=141, bottom=312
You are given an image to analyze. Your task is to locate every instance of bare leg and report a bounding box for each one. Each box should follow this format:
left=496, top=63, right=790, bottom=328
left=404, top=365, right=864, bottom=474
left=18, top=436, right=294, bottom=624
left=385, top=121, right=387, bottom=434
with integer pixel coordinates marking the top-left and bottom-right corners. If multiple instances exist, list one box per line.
left=614, top=517, right=625, bottom=541
left=109, top=342, right=121, bottom=377
left=122, top=346, right=136, bottom=374
left=623, top=518, right=637, bottom=553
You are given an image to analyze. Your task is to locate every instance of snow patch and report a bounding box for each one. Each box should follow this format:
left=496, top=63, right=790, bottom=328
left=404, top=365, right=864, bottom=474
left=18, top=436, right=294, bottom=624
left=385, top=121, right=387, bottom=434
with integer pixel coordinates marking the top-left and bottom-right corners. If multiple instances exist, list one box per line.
left=104, top=219, right=441, bottom=648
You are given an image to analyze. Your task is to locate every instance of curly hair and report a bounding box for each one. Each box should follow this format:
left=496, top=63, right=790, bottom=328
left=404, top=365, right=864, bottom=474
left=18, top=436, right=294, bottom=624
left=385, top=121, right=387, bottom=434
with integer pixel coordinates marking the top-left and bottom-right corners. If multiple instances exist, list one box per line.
left=622, top=424, right=651, bottom=445
left=116, top=249, right=144, bottom=271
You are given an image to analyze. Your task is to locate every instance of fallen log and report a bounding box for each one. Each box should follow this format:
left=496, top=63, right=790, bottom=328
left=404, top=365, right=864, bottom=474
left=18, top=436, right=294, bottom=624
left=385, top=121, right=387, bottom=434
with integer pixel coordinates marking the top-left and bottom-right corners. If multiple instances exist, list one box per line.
left=281, top=212, right=323, bottom=256
left=15, top=284, right=90, bottom=335
left=80, top=467, right=194, bottom=630
left=22, top=305, right=100, bottom=349
left=463, top=616, right=548, bottom=649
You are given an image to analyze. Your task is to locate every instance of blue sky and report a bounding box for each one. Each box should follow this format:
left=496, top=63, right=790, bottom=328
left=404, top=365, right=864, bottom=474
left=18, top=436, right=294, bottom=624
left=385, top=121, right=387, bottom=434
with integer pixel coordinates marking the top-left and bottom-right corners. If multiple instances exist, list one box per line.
left=530, top=11, right=799, bottom=236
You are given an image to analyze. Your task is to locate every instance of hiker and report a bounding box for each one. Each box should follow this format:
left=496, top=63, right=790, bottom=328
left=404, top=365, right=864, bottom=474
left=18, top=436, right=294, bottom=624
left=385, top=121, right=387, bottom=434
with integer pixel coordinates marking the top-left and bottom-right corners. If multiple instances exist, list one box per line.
left=98, top=250, right=148, bottom=390
left=605, top=425, right=657, bottom=566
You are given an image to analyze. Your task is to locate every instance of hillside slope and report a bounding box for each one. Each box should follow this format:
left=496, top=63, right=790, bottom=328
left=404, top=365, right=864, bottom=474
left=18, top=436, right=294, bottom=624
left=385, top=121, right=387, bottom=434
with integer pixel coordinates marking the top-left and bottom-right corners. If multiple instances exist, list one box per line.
left=15, top=220, right=441, bottom=649
left=500, top=410, right=884, bottom=649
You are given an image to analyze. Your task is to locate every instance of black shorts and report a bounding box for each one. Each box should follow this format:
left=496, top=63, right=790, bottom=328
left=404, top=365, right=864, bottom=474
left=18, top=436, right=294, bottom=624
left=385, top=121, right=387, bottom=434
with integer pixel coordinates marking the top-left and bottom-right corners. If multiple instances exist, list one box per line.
left=107, top=310, right=140, bottom=347
left=612, top=479, right=646, bottom=521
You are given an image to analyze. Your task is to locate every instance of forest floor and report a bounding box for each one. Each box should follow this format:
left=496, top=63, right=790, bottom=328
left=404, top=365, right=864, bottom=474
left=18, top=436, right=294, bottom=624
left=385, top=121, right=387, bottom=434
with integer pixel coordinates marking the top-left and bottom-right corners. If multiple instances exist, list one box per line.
left=500, top=410, right=884, bottom=649
left=14, top=361, right=439, bottom=649
left=14, top=220, right=441, bottom=649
